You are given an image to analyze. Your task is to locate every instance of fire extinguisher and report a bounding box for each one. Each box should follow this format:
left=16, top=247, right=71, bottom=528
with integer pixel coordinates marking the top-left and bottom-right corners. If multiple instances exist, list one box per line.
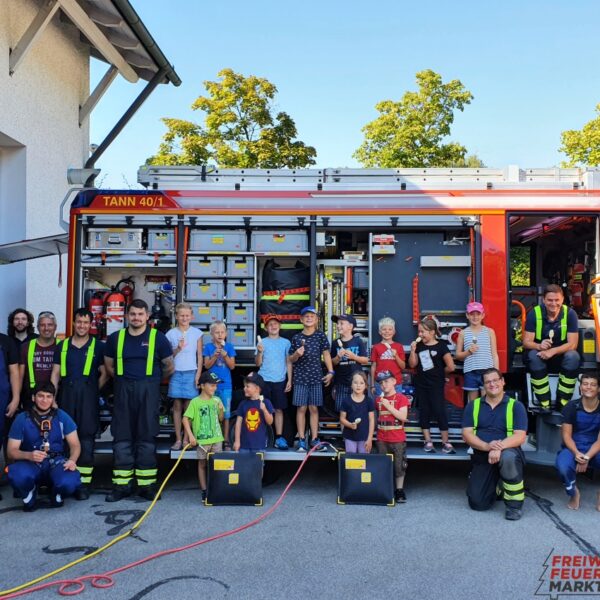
left=104, top=287, right=126, bottom=337
left=89, top=291, right=106, bottom=337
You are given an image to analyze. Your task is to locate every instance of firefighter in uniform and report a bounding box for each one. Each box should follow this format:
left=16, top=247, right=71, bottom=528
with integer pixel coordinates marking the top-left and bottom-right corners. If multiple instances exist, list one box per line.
left=103, top=299, right=173, bottom=502
left=19, top=311, right=61, bottom=411
left=51, top=308, right=107, bottom=500
left=523, top=284, right=580, bottom=411
left=7, top=382, right=81, bottom=511
left=462, top=368, right=528, bottom=521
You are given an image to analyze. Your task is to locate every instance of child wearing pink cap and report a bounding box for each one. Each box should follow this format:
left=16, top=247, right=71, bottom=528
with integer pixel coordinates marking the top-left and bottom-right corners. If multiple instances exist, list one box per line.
left=455, top=302, right=499, bottom=401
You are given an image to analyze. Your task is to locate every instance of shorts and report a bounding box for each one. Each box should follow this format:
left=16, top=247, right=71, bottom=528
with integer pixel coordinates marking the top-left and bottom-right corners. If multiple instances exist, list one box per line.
left=463, top=369, right=486, bottom=392
left=262, top=380, right=288, bottom=411
left=292, top=383, right=323, bottom=407
left=333, top=384, right=352, bottom=412
left=376, top=440, right=407, bottom=478
left=168, top=370, right=198, bottom=400
left=216, top=384, right=232, bottom=419
left=196, top=441, right=223, bottom=460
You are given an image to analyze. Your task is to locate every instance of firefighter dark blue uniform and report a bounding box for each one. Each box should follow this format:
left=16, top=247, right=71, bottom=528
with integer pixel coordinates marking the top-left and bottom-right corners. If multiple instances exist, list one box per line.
left=463, top=394, right=528, bottom=518
left=104, top=327, right=172, bottom=501
left=525, top=304, right=580, bottom=410
left=53, top=336, right=104, bottom=490
left=7, top=408, right=81, bottom=509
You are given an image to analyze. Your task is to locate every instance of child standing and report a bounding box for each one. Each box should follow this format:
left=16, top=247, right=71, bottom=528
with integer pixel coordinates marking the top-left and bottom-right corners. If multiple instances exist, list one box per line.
left=233, top=372, right=275, bottom=452
left=331, top=315, right=369, bottom=412
left=166, top=303, right=203, bottom=450
left=408, top=317, right=456, bottom=454
left=289, top=306, right=334, bottom=452
left=256, top=315, right=292, bottom=449
left=182, top=371, right=225, bottom=501
left=339, top=371, right=375, bottom=454
left=370, top=316, right=406, bottom=396
left=203, top=321, right=236, bottom=448
left=375, top=370, right=410, bottom=503
left=455, top=302, right=499, bottom=401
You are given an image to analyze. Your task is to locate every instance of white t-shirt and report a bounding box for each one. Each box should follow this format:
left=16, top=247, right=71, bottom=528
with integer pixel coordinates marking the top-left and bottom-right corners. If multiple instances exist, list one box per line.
left=166, top=326, right=203, bottom=371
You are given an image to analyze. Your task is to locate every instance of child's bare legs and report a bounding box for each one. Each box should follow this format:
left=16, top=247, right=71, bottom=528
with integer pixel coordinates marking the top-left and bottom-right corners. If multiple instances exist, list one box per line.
left=467, top=390, right=479, bottom=402
left=172, top=399, right=184, bottom=447
left=422, top=428, right=431, bottom=443
left=181, top=399, right=191, bottom=443
left=198, top=459, right=207, bottom=491
left=296, top=406, right=307, bottom=439
left=396, top=475, right=405, bottom=489
left=441, top=430, right=449, bottom=444
left=223, top=418, right=230, bottom=446
left=274, top=409, right=284, bottom=437
left=308, top=405, right=319, bottom=440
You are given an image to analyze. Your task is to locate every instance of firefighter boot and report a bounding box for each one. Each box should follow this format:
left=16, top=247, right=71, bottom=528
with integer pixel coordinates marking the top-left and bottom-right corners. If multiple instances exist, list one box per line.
left=557, top=369, right=578, bottom=408
left=530, top=369, right=551, bottom=412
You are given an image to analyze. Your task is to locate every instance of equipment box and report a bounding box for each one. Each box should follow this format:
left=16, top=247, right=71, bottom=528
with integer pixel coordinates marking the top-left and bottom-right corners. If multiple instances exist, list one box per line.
left=227, top=325, right=253, bottom=347
left=147, top=229, right=175, bottom=250
left=87, top=228, right=143, bottom=250
left=190, top=302, right=224, bottom=324
left=226, top=303, right=254, bottom=325
left=250, top=230, right=308, bottom=252
left=226, top=280, right=254, bottom=301
left=189, top=229, right=247, bottom=252
left=187, top=256, right=225, bottom=278
left=185, top=279, right=225, bottom=301
left=227, top=256, right=254, bottom=278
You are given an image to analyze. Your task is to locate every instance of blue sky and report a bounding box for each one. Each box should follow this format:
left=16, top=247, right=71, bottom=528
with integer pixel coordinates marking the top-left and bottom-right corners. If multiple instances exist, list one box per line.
left=90, top=0, right=600, bottom=188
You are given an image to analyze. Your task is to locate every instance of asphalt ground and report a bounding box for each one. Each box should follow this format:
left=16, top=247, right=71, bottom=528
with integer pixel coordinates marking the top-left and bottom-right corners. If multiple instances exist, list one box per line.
left=1, top=455, right=599, bottom=600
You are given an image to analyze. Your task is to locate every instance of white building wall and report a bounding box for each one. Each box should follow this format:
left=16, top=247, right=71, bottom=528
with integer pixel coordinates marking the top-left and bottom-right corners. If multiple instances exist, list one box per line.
left=0, top=0, right=89, bottom=333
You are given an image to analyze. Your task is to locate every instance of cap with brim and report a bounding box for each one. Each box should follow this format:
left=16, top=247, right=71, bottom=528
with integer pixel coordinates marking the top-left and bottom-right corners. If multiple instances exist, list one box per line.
left=332, top=314, right=357, bottom=327
left=466, top=301, right=485, bottom=314
left=300, top=306, right=317, bottom=315
left=375, top=370, right=396, bottom=383
left=263, top=314, right=282, bottom=324
left=244, top=372, right=265, bottom=389
left=199, top=371, right=223, bottom=385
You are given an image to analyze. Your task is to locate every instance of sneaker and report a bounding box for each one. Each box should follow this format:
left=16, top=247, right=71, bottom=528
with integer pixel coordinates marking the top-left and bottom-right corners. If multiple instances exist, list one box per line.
left=310, top=438, right=325, bottom=451
left=505, top=507, right=522, bottom=521
left=22, top=487, right=37, bottom=512
left=442, top=443, right=456, bottom=454
left=51, top=493, right=64, bottom=508
left=423, top=441, right=435, bottom=453
left=297, top=439, right=307, bottom=452
left=274, top=437, right=289, bottom=450
left=395, top=489, right=407, bottom=503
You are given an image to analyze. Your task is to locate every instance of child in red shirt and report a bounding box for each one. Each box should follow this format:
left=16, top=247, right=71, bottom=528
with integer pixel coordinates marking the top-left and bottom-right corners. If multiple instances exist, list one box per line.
left=370, top=317, right=406, bottom=396
left=375, top=370, right=409, bottom=503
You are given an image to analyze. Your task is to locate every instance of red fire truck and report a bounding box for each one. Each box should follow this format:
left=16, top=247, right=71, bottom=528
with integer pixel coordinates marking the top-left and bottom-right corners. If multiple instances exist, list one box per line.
left=62, top=165, right=600, bottom=463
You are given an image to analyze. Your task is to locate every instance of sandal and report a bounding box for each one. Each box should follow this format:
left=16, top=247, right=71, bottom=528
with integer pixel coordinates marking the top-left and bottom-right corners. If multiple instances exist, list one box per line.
left=423, top=441, right=435, bottom=453
left=442, top=443, right=456, bottom=454
left=170, top=441, right=183, bottom=451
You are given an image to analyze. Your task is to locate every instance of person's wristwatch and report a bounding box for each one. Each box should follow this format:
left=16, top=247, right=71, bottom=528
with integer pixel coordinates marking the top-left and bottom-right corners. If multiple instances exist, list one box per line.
left=328, top=370, right=335, bottom=376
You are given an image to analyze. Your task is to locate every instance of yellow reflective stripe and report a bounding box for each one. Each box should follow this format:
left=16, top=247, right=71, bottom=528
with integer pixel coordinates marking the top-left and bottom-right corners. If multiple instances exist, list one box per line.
left=260, top=294, right=310, bottom=301
left=135, top=469, right=157, bottom=477
left=112, top=478, right=133, bottom=485
left=506, top=398, right=515, bottom=436
left=116, top=329, right=126, bottom=376
left=558, top=383, right=575, bottom=394
left=534, top=305, right=542, bottom=341
left=504, top=491, right=525, bottom=501
left=503, top=481, right=524, bottom=491
left=113, top=469, right=134, bottom=477
left=560, top=305, right=568, bottom=341
left=146, top=328, right=157, bottom=376
left=83, top=337, right=96, bottom=376
left=472, top=398, right=481, bottom=436
left=558, top=375, right=577, bottom=384
left=27, top=339, right=37, bottom=389
left=80, top=476, right=92, bottom=484
left=60, top=338, right=70, bottom=377
left=136, top=478, right=157, bottom=486
left=77, top=466, right=93, bottom=475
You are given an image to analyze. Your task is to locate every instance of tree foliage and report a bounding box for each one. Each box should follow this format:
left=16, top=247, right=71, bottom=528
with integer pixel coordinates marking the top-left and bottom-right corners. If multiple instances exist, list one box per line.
left=560, top=104, right=600, bottom=167
left=147, top=69, right=316, bottom=168
left=353, top=70, right=477, bottom=168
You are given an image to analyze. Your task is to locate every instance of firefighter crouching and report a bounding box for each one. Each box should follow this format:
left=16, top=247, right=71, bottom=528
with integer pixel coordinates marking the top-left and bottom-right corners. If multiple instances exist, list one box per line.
left=522, top=284, right=580, bottom=411
left=7, top=382, right=82, bottom=511
left=462, top=368, right=527, bottom=521
left=103, top=299, right=174, bottom=502
left=51, top=308, right=107, bottom=500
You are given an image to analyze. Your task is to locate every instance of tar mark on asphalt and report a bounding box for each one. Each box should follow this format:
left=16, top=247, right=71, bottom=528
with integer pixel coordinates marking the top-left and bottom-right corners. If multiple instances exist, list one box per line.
left=127, top=575, right=229, bottom=599
left=94, top=509, right=146, bottom=536
left=42, top=545, right=98, bottom=556
left=526, top=490, right=600, bottom=555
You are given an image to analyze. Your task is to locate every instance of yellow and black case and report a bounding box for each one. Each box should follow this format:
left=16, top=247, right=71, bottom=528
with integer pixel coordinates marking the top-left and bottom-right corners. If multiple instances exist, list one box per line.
left=337, top=452, right=395, bottom=506
left=205, top=451, right=264, bottom=506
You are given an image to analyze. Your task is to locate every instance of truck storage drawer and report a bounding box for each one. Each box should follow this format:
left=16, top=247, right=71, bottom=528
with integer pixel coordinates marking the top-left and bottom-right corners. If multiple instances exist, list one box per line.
left=186, top=279, right=225, bottom=301
left=250, top=230, right=308, bottom=252
left=227, top=280, right=254, bottom=301
left=226, top=303, right=254, bottom=325
left=189, top=230, right=247, bottom=252
left=187, top=256, right=225, bottom=278
left=87, top=228, right=143, bottom=250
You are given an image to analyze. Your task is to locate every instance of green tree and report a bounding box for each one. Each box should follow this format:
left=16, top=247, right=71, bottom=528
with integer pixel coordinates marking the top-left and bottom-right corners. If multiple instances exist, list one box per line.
left=560, top=104, right=600, bottom=167
left=354, top=69, right=476, bottom=168
left=147, top=68, right=317, bottom=168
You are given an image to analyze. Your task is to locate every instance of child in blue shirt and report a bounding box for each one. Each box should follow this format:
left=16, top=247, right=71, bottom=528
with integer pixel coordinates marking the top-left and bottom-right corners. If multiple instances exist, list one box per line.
left=203, top=321, right=236, bottom=448
left=234, top=372, right=275, bottom=452
left=256, top=315, right=292, bottom=449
